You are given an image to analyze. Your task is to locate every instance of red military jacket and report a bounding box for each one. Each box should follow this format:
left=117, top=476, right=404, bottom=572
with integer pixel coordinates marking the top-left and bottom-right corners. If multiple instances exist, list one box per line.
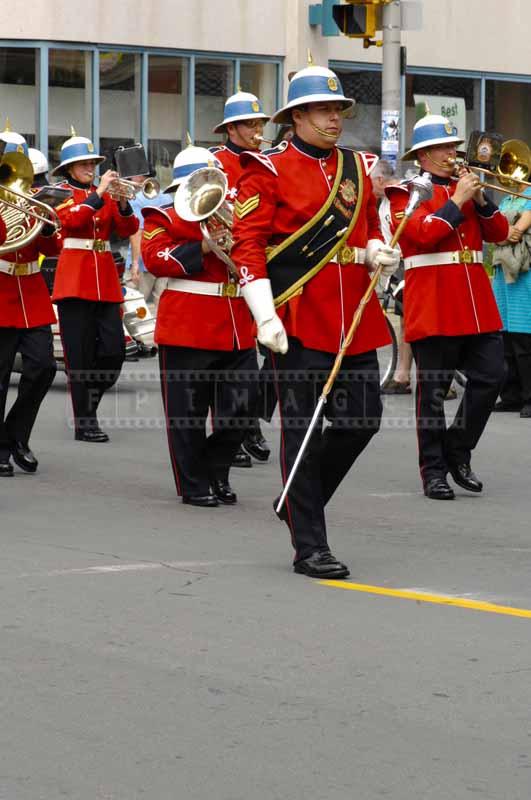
left=141, top=204, right=254, bottom=351
left=52, top=179, right=139, bottom=303
left=230, top=135, right=390, bottom=356
left=210, top=141, right=245, bottom=201
left=387, top=176, right=509, bottom=342
left=0, top=215, right=6, bottom=245
left=0, top=223, right=61, bottom=329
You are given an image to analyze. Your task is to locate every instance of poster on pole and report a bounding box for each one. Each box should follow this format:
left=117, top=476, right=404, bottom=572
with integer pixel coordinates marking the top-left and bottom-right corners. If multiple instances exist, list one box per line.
left=413, top=94, right=467, bottom=141
left=381, top=109, right=400, bottom=170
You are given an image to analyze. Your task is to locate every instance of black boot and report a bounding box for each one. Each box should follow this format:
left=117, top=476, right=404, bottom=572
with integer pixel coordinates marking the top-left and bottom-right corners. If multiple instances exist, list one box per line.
left=242, top=421, right=270, bottom=462
left=211, top=479, right=237, bottom=505
left=231, top=446, right=252, bottom=468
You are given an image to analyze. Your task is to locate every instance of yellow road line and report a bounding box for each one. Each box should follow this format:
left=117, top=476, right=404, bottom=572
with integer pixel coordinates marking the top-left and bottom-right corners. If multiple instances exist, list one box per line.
left=319, top=580, right=531, bottom=619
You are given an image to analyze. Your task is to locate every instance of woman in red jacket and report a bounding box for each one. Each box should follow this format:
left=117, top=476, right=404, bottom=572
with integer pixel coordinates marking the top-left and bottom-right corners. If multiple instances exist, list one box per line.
left=51, top=133, right=139, bottom=442
left=0, top=132, right=61, bottom=477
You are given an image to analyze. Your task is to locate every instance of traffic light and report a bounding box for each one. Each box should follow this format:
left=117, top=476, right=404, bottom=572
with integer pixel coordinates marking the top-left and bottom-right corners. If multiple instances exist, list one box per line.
left=332, top=3, right=378, bottom=38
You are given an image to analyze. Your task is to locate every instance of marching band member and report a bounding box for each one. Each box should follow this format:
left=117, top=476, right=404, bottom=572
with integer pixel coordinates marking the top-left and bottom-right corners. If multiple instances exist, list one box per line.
left=28, top=147, right=50, bottom=188
left=211, top=90, right=272, bottom=466
left=0, top=131, right=60, bottom=477
left=386, top=115, right=509, bottom=500
left=231, top=64, right=400, bottom=578
left=141, top=144, right=257, bottom=507
left=51, top=131, right=139, bottom=442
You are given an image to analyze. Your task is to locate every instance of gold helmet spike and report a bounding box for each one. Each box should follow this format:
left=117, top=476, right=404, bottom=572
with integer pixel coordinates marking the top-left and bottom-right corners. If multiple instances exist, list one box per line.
left=4, top=118, right=11, bottom=132
left=70, top=125, right=77, bottom=137
left=237, top=82, right=242, bottom=93
left=186, top=131, right=193, bottom=147
left=307, top=49, right=315, bottom=67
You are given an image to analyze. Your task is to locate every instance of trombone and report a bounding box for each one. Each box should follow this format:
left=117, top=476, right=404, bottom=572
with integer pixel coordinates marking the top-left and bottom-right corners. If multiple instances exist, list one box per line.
left=450, top=138, right=531, bottom=200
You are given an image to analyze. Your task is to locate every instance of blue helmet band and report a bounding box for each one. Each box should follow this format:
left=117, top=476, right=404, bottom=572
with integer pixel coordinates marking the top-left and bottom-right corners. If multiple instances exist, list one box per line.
left=288, top=74, right=345, bottom=102
left=173, top=162, right=209, bottom=180
left=61, top=142, right=99, bottom=162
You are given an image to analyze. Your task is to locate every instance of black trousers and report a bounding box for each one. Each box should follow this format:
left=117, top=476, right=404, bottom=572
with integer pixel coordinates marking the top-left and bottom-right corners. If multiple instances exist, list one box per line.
left=0, top=325, right=56, bottom=461
left=272, top=339, right=382, bottom=562
left=499, top=331, right=531, bottom=406
left=159, top=344, right=258, bottom=497
left=57, top=299, right=125, bottom=432
left=411, top=332, right=505, bottom=485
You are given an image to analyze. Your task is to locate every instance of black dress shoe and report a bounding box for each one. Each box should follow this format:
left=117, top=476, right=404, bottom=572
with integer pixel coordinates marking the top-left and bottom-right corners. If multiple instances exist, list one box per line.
left=294, top=551, right=350, bottom=579
left=75, top=429, right=110, bottom=443
left=231, top=446, right=252, bottom=468
left=211, top=479, right=237, bottom=505
left=10, top=442, right=38, bottom=473
left=182, top=493, right=219, bottom=508
left=493, top=400, right=522, bottom=412
left=0, top=461, right=14, bottom=477
left=242, top=425, right=270, bottom=462
left=520, top=403, right=531, bottom=418
left=449, top=463, right=483, bottom=493
left=424, top=477, right=455, bottom=500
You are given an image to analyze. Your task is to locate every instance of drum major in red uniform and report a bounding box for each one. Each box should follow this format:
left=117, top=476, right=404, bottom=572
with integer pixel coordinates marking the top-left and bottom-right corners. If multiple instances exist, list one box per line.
left=231, top=64, right=401, bottom=579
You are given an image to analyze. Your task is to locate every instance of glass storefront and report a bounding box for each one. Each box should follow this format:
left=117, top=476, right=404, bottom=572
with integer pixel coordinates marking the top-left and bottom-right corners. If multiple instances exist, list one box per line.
left=1, top=44, right=280, bottom=186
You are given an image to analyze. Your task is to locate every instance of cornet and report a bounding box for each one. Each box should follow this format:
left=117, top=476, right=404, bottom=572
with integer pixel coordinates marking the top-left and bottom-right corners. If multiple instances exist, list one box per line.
left=108, top=176, right=160, bottom=201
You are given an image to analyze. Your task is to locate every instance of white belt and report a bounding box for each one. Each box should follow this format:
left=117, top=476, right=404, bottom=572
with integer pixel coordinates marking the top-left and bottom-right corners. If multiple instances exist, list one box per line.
left=404, top=250, right=483, bottom=270
left=0, top=259, right=40, bottom=276
left=166, top=278, right=242, bottom=298
left=332, top=246, right=366, bottom=265
left=63, top=237, right=111, bottom=252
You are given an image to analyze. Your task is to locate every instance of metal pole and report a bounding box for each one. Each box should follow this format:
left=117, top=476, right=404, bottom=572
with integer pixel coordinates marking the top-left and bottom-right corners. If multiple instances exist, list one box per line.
left=380, top=0, right=402, bottom=171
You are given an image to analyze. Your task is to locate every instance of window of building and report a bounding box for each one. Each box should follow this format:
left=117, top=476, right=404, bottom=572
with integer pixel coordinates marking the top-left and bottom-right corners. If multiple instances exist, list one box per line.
left=195, top=59, right=235, bottom=149
left=148, top=55, right=187, bottom=190
left=0, top=47, right=37, bottom=146
left=334, top=69, right=381, bottom=152
left=100, top=52, right=141, bottom=171
left=486, top=80, right=531, bottom=144
left=239, top=61, right=278, bottom=142
left=48, top=49, right=92, bottom=170
left=405, top=73, right=481, bottom=148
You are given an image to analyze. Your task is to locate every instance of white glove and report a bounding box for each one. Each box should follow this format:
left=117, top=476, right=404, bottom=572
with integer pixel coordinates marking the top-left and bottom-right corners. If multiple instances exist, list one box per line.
left=241, top=278, right=288, bottom=354
left=365, top=239, right=401, bottom=276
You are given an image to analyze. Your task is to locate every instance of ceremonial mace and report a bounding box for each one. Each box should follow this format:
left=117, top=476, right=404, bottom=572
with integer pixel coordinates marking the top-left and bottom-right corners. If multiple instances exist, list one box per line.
left=276, top=173, right=434, bottom=514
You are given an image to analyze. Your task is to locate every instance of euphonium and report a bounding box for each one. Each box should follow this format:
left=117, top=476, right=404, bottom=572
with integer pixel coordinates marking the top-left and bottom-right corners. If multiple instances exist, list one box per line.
left=0, top=150, right=61, bottom=255
left=173, top=166, right=238, bottom=278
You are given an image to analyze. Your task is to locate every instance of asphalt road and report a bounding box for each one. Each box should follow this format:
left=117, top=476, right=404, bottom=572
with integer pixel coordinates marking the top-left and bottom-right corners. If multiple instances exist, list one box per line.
left=1, top=360, right=531, bottom=800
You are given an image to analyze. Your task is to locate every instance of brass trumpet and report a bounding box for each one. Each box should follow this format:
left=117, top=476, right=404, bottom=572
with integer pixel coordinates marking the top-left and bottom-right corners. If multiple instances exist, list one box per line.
left=108, top=176, right=160, bottom=201
left=0, top=150, right=61, bottom=254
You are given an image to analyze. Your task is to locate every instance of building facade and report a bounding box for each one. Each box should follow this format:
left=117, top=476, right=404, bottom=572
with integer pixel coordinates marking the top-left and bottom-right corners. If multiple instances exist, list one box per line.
left=1, top=0, right=530, bottom=184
